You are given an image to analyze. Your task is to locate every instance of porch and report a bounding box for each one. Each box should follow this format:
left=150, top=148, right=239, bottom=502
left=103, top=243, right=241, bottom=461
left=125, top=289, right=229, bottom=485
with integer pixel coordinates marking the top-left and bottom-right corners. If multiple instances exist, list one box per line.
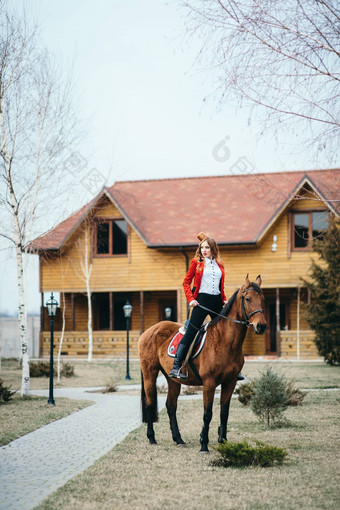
left=41, top=330, right=140, bottom=358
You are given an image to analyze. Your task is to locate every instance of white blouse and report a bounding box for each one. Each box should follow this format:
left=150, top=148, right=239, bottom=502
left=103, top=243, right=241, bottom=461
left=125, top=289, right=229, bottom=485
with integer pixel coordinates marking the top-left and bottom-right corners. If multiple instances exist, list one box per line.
left=199, top=257, right=222, bottom=296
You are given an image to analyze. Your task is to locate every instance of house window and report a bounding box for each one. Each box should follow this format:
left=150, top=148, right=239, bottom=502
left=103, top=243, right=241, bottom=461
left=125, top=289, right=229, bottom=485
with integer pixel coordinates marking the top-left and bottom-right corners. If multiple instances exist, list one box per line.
left=95, top=219, right=128, bottom=256
left=292, top=211, right=329, bottom=250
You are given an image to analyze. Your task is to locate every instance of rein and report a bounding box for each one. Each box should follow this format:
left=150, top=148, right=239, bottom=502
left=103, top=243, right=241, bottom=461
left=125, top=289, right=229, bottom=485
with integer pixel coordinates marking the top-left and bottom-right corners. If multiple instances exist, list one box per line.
left=197, top=287, right=264, bottom=328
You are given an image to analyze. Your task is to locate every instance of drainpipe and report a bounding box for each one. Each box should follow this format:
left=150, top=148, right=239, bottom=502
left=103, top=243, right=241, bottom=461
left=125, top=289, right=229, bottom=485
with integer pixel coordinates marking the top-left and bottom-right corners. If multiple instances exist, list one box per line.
left=179, top=247, right=189, bottom=315
left=297, top=287, right=301, bottom=362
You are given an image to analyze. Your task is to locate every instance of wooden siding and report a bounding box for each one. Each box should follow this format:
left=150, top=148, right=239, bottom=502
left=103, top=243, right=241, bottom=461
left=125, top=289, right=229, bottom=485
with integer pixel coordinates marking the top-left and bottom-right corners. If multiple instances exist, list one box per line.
left=41, top=330, right=140, bottom=358
left=39, top=193, right=329, bottom=358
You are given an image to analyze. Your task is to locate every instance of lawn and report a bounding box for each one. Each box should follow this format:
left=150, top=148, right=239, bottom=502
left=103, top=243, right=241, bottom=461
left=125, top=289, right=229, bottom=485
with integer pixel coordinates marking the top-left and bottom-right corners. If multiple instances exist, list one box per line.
left=0, top=358, right=141, bottom=391
left=0, top=394, right=91, bottom=446
left=35, top=388, right=340, bottom=510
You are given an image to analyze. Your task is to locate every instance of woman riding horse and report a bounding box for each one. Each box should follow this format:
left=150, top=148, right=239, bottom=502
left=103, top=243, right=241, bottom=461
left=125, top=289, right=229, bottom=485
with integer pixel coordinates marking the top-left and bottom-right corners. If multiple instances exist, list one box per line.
left=169, top=232, right=244, bottom=381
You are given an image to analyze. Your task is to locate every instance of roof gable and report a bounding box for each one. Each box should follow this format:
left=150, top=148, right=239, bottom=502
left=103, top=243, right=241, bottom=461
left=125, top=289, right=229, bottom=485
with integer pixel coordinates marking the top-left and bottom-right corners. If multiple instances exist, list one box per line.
left=29, top=168, right=340, bottom=251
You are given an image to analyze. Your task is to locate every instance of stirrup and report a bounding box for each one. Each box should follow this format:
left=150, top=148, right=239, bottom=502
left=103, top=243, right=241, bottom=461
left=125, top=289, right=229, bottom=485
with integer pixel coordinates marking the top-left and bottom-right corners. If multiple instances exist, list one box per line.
left=169, top=367, right=188, bottom=380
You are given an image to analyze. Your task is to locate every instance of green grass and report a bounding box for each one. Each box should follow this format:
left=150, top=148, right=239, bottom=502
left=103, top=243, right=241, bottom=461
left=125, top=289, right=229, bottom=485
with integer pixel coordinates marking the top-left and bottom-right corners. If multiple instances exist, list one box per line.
left=34, top=389, right=340, bottom=510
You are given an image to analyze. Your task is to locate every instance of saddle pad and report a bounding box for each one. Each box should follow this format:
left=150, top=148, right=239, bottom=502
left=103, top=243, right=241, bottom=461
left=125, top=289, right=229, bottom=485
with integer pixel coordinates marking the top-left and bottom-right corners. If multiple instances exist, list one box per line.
left=167, top=330, right=207, bottom=359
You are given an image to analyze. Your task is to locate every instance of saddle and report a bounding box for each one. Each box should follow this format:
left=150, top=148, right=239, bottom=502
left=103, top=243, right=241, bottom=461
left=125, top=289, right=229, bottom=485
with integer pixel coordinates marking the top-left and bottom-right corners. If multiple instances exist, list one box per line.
left=167, top=322, right=209, bottom=360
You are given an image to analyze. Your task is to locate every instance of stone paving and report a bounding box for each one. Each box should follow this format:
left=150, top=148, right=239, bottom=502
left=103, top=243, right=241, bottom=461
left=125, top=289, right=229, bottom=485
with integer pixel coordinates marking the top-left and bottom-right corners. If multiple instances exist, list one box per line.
left=0, top=385, right=167, bottom=510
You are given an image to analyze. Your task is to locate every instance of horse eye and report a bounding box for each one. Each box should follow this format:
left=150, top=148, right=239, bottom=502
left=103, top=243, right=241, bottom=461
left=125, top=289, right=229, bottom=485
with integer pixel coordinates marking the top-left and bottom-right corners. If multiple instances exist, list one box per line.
left=245, top=297, right=251, bottom=302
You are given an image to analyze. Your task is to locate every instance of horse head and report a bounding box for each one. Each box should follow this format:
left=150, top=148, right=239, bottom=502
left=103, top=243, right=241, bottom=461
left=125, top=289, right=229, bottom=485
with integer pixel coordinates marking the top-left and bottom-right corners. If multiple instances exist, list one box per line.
left=239, top=274, right=267, bottom=334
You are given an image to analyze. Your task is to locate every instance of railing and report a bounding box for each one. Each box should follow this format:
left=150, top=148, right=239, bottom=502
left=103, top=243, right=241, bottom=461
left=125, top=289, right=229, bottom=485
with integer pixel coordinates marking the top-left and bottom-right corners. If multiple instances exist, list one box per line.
left=41, top=330, right=140, bottom=358
left=280, top=330, right=320, bottom=359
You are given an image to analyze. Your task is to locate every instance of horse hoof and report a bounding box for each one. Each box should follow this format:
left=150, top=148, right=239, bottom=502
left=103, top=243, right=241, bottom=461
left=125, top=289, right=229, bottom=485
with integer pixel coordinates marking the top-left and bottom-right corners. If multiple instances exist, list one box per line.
left=149, top=440, right=157, bottom=445
left=199, top=449, right=210, bottom=454
left=177, top=442, right=186, bottom=447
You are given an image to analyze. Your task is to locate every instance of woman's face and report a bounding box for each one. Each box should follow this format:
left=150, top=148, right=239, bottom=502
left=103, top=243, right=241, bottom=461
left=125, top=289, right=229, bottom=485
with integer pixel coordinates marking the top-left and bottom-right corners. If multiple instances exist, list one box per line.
left=201, top=241, right=212, bottom=259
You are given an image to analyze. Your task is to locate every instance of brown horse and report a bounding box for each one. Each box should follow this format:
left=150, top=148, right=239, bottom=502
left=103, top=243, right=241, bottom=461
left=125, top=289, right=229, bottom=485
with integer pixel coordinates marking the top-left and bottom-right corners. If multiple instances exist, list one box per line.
left=138, top=275, right=267, bottom=453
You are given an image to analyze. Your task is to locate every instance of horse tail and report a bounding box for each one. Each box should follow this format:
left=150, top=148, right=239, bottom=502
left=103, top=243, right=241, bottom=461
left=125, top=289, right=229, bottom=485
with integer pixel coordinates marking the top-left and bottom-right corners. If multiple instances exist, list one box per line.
left=141, top=370, right=158, bottom=423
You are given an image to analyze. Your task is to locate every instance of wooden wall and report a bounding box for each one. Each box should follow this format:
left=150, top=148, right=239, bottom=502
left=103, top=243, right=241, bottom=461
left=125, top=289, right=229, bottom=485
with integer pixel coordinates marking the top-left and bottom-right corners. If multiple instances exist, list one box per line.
left=39, top=188, right=328, bottom=358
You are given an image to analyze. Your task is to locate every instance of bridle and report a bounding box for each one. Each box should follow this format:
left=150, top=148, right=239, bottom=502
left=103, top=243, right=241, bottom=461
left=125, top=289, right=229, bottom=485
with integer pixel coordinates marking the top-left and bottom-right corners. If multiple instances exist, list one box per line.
left=240, top=287, right=264, bottom=325
left=197, top=286, right=264, bottom=328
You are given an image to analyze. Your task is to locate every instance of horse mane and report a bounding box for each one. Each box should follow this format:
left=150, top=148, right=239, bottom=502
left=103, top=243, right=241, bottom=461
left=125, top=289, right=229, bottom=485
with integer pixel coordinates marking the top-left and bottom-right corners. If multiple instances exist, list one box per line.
left=211, top=282, right=263, bottom=326
left=211, top=288, right=239, bottom=326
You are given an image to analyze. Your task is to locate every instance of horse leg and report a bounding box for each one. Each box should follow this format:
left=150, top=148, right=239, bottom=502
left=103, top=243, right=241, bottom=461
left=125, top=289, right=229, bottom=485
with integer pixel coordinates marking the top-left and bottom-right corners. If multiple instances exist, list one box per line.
left=166, top=379, right=185, bottom=446
left=218, top=381, right=236, bottom=443
left=141, top=368, right=159, bottom=445
left=200, top=381, right=216, bottom=453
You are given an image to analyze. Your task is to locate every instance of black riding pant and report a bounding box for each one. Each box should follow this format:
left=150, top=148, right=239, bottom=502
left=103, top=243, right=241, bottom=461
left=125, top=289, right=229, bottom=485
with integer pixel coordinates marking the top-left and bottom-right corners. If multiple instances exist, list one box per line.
left=180, top=293, right=223, bottom=348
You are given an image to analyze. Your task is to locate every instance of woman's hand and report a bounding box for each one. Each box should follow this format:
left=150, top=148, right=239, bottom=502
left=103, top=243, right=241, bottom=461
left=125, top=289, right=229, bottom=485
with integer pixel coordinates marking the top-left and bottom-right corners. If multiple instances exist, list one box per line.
left=189, top=300, right=199, bottom=307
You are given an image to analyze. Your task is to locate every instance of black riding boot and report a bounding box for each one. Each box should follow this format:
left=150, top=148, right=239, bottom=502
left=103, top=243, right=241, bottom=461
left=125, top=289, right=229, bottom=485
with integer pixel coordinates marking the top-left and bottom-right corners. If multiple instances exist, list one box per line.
left=169, top=343, right=189, bottom=380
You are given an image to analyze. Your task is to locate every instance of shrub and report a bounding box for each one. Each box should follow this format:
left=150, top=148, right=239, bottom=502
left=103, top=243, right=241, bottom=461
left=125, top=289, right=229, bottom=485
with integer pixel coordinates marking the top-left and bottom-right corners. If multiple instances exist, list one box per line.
left=250, top=367, right=290, bottom=426
left=102, top=380, right=117, bottom=393
left=30, top=361, right=50, bottom=377
left=30, top=361, right=75, bottom=378
left=0, top=378, right=16, bottom=404
left=285, top=380, right=307, bottom=406
left=60, top=363, right=75, bottom=378
left=212, top=439, right=288, bottom=468
left=302, top=218, right=340, bottom=365
left=236, top=377, right=306, bottom=407
left=235, top=381, right=256, bottom=405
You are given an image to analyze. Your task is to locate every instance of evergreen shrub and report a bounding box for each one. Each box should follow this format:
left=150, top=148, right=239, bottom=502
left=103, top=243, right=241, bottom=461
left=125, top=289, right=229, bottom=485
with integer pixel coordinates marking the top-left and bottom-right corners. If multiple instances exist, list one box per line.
left=302, top=218, right=340, bottom=365
left=212, top=439, right=287, bottom=468
left=250, top=367, right=290, bottom=426
left=0, top=378, right=16, bottom=404
left=236, top=377, right=306, bottom=407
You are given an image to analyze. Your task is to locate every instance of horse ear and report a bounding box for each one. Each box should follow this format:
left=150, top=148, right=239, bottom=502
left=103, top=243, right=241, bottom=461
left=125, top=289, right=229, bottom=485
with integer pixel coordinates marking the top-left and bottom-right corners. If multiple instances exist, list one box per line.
left=244, top=273, right=250, bottom=287
left=256, top=274, right=262, bottom=287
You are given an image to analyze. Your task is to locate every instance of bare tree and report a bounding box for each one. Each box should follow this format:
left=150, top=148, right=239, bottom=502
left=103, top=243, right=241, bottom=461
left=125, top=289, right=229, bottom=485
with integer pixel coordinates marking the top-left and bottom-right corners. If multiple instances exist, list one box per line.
left=180, top=0, right=340, bottom=160
left=0, top=2, right=79, bottom=396
left=68, top=219, right=94, bottom=361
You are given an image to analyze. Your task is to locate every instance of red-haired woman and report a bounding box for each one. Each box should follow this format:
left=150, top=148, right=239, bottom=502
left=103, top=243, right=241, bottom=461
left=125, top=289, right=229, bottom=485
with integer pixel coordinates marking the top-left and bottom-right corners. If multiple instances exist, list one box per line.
left=169, top=232, right=230, bottom=380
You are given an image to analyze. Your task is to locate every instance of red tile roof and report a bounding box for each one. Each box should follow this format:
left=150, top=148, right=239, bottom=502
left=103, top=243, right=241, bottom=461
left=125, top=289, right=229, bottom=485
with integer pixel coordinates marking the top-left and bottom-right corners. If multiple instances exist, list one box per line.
left=29, top=169, right=340, bottom=251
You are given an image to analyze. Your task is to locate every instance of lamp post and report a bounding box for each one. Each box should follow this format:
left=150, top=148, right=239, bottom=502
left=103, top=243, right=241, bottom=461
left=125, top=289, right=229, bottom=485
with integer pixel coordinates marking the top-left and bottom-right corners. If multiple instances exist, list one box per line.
left=164, top=307, right=172, bottom=320
left=46, top=292, right=58, bottom=406
left=123, top=300, right=132, bottom=380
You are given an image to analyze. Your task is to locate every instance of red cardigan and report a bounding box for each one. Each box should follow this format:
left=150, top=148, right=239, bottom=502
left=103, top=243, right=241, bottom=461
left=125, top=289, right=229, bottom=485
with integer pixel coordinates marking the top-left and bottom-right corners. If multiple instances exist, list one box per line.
left=183, top=258, right=227, bottom=304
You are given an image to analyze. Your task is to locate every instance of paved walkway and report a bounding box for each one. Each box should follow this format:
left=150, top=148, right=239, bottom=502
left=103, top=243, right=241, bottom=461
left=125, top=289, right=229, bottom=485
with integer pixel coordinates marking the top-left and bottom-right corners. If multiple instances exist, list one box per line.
left=0, top=385, right=168, bottom=510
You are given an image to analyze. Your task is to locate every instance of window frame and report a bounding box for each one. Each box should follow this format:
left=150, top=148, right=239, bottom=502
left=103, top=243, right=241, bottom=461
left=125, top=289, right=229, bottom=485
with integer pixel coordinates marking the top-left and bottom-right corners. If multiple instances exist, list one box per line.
left=93, top=217, right=129, bottom=258
left=290, top=209, right=329, bottom=252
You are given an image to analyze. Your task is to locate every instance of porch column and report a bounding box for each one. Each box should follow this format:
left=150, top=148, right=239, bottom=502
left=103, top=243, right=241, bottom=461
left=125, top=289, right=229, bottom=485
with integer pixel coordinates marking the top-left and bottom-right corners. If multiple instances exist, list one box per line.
left=109, top=292, right=113, bottom=331
left=140, top=291, right=144, bottom=334
left=297, top=287, right=301, bottom=361
left=177, top=289, right=182, bottom=323
left=276, top=288, right=281, bottom=356
left=71, top=293, right=75, bottom=330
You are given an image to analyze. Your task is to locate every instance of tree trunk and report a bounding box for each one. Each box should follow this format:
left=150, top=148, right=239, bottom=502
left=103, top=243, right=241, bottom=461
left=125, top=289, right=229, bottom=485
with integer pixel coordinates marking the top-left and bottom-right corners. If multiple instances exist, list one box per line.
left=57, top=292, right=66, bottom=383
left=16, top=244, right=30, bottom=397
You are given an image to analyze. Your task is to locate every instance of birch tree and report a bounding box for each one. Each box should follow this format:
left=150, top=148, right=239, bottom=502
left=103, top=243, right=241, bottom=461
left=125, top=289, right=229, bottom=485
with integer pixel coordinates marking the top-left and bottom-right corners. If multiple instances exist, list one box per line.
left=181, top=0, right=340, bottom=160
left=0, top=2, right=79, bottom=395
left=69, top=219, right=94, bottom=361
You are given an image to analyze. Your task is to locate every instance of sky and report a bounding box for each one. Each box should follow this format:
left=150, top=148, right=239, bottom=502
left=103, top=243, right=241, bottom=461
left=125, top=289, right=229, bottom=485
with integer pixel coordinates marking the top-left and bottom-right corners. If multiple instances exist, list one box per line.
left=0, top=0, right=335, bottom=316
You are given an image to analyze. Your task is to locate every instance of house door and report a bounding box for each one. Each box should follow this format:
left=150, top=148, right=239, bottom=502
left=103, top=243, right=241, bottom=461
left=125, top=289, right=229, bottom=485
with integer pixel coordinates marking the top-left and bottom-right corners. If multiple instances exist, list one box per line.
left=266, top=302, right=287, bottom=354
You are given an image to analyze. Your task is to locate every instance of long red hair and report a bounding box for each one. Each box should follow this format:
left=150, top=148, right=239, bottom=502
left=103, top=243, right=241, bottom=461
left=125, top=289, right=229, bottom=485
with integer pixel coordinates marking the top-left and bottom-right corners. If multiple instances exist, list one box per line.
left=194, top=237, right=224, bottom=266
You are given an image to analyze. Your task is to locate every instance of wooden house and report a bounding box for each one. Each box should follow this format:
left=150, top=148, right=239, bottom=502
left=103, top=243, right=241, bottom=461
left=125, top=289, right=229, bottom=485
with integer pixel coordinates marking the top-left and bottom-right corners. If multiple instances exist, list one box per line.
left=29, top=168, right=340, bottom=360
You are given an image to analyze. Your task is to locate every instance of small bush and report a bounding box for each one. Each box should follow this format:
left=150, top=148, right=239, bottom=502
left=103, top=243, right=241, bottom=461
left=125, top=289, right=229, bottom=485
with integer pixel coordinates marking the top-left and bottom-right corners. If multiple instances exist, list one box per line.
left=250, top=367, right=290, bottom=426
left=102, top=380, right=117, bottom=393
left=30, top=361, right=75, bottom=378
left=236, top=378, right=306, bottom=407
left=30, top=361, right=50, bottom=377
left=212, top=439, right=288, bottom=468
left=0, top=378, right=16, bottom=404
left=285, top=380, right=307, bottom=406
left=235, top=381, right=256, bottom=405
left=60, top=363, right=75, bottom=378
